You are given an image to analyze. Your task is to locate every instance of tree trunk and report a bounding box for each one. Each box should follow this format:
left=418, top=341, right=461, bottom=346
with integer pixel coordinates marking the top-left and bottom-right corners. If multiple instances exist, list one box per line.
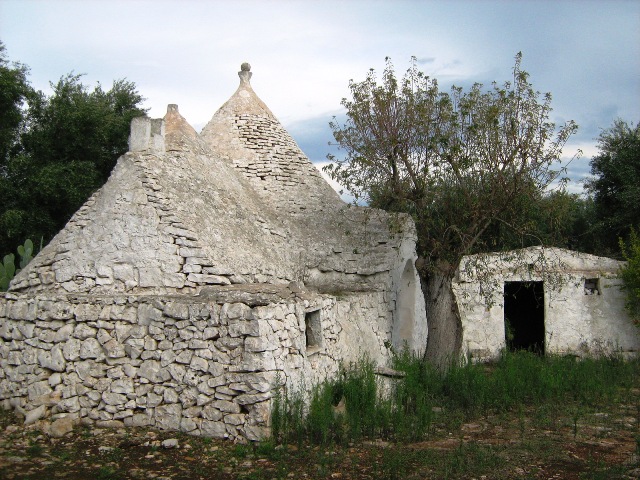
left=421, top=269, right=463, bottom=368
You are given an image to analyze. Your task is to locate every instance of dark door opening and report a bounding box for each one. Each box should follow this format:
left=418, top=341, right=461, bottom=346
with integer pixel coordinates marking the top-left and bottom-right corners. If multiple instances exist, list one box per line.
left=504, top=281, right=545, bottom=353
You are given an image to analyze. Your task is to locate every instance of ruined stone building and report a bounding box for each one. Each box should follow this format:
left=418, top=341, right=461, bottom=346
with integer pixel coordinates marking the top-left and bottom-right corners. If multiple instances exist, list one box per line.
left=0, top=64, right=426, bottom=441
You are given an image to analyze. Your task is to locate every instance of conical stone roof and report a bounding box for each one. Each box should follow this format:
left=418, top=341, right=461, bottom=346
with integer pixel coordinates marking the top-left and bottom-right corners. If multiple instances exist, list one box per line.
left=200, top=63, right=343, bottom=216
left=10, top=65, right=416, bottom=297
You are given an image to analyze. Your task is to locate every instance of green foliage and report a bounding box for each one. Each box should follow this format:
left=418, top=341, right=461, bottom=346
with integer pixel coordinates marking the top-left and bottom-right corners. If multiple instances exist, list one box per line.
left=326, top=54, right=578, bottom=364
left=271, top=351, right=638, bottom=446
left=271, top=375, right=306, bottom=446
left=0, top=45, right=146, bottom=255
left=0, top=41, right=32, bottom=168
left=26, top=441, right=45, bottom=457
left=0, top=253, right=16, bottom=290
left=326, top=53, right=578, bottom=272
left=340, top=359, right=379, bottom=438
left=620, top=227, right=640, bottom=322
left=17, top=238, right=33, bottom=269
left=0, top=238, right=37, bottom=291
left=586, top=119, right=640, bottom=256
left=272, top=359, right=385, bottom=445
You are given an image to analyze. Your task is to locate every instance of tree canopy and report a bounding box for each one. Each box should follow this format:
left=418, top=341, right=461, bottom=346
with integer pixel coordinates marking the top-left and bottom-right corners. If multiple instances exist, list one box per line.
left=620, top=227, right=640, bottom=323
left=585, top=119, right=640, bottom=256
left=0, top=43, right=146, bottom=255
left=326, top=54, right=578, bottom=364
left=327, top=54, right=577, bottom=268
left=0, top=42, right=31, bottom=170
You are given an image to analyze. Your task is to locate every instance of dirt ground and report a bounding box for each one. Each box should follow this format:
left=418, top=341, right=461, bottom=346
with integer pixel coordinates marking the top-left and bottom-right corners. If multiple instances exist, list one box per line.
left=1, top=400, right=639, bottom=480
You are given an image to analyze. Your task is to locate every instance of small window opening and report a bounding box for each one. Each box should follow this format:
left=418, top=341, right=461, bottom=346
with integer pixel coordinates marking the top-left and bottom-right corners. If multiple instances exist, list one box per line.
left=584, top=278, right=600, bottom=295
left=305, top=309, right=322, bottom=352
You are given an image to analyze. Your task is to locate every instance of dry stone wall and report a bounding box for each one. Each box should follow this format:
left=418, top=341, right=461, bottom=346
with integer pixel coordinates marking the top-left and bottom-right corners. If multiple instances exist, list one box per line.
left=0, top=287, right=394, bottom=441
left=199, top=66, right=343, bottom=218
left=1, top=65, right=427, bottom=442
left=232, top=114, right=333, bottom=214
left=10, top=153, right=195, bottom=295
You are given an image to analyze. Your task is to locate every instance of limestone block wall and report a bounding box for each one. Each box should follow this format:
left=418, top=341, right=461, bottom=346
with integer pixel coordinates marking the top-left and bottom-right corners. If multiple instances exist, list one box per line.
left=293, top=291, right=394, bottom=381
left=10, top=153, right=200, bottom=295
left=0, top=289, right=394, bottom=441
left=11, top=147, right=301, bottom=296
left=229, top=114, right=340, bottom=215
left=128, top=116, right=165, bottom=153
left=199, top=67, right=343, bottom=218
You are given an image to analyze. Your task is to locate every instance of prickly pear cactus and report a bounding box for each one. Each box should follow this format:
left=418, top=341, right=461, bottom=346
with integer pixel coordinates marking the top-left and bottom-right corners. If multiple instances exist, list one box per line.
left=17, top=238, right=34, bottom=270
left=0, top=239, right=35, bottom=291
left=0, top=254, right=16, bottom=291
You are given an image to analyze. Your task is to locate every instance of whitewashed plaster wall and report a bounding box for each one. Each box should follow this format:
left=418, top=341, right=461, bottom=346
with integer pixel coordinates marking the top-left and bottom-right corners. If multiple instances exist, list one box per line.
left=453, top=247, right=639, bottom=361
left=389, top=233, right=427, bottom=356
left=544, top=275, right=636, bottom=356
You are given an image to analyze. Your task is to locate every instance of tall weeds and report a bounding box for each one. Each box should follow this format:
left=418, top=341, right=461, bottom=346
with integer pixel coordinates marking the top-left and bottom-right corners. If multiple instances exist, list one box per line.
left=271, top=350, right=639, bottom=445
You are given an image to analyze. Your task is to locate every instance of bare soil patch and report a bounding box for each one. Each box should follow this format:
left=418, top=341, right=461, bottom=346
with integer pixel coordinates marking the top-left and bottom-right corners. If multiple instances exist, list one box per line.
left=1, top=399, right=638, bottom=479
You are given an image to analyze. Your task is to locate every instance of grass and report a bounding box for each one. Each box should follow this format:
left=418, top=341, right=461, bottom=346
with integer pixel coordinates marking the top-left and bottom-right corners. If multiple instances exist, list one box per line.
left=25, top=442, right=45, bottom=457
left=271, top=350, right=640, bottom=446
left=1, top=350, right=638, bottom=479
left=95, top=466, right=121, bottom=480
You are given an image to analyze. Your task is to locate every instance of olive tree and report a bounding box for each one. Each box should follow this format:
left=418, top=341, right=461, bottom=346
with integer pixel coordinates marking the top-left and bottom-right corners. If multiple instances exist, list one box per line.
left=325, top=54, right=578, bottom=365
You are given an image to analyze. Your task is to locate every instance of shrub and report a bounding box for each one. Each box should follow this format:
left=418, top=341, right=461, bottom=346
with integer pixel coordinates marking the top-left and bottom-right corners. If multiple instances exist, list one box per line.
left=0, top=238, right=35, bottom=291
left=620, top=227, right=640, bottom=323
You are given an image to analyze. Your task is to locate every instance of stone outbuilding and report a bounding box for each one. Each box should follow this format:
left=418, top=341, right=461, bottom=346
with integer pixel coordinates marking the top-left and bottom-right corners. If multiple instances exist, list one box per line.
left=0, top=64, right=427, bottom=441
left=454, top=247, right=639, bottom=361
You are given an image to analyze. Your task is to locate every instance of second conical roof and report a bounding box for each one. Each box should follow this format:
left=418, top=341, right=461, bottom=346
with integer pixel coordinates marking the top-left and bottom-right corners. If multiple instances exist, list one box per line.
left=199, top=63, right=342, bottom=216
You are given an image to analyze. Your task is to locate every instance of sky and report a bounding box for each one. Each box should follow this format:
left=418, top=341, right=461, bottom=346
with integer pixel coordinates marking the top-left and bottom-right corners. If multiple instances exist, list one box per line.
left=1, top=0, right=639, bottom=195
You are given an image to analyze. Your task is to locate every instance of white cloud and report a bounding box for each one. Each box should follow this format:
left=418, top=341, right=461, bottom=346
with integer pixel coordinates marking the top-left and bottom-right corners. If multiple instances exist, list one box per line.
left=1, top=0, right=637, bottom=198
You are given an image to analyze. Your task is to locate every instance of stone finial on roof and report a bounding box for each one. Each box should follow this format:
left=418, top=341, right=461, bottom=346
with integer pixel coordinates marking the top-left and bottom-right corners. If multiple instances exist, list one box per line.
left=239, top=62, right=252, bottom=85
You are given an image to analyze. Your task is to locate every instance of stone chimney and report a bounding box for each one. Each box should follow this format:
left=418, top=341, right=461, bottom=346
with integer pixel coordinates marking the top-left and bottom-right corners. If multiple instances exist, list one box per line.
left=128, top=115, right=166, bottom=153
